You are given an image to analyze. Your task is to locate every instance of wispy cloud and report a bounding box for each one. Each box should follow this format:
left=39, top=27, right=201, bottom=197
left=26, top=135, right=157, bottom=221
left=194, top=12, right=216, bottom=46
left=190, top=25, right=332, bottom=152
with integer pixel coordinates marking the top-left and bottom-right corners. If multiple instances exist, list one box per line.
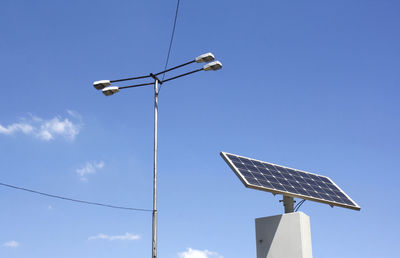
left=3, top=240, right=19, bottom=248
left=88, top=233, right=140, bottom=241
left=0, top=112, right=82, bottom=141
left=66, top=110, right=82, bottom=120
left=178, top=248, right=223, bottom=258
left=0, top=122, right=34, bottom=135
left=76, top=161, right=105, bottom=181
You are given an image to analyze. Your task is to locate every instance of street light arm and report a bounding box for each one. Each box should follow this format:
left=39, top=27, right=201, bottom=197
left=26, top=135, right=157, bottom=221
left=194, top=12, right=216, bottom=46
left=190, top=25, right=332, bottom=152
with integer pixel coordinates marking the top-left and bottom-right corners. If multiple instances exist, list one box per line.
left=110, top=75, right=152, bottom=83
left=154, top=60, right=196, bottom=77
left=119, top=82, right=154, bottom=89
left=161, top=68, right=203, bottom=83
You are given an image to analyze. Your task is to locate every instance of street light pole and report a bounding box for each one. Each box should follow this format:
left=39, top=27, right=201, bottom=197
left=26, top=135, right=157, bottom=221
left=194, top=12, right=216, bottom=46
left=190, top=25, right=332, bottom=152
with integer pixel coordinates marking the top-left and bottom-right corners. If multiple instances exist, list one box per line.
left=152, top=78, right=159, bottom=258
left=93, top=53, right=221, bottom=258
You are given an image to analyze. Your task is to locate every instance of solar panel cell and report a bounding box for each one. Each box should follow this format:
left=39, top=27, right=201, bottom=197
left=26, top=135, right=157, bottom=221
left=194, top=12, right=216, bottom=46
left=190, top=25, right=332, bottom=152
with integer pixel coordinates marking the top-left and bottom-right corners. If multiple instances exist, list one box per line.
left=253, top=173, right=267, bottom=181
left=271, top=182, right=286, bottom=191
left=252, top=160, right=265, bottom=168
left=234, top=163, right=247, bottom=170
left=296, top=188, right=309, bottom=196
left=265, top=175, right=279, bottom=183
left=239, top=170, right=253, bottom=179
left=258, top=180, right=274, bottom=189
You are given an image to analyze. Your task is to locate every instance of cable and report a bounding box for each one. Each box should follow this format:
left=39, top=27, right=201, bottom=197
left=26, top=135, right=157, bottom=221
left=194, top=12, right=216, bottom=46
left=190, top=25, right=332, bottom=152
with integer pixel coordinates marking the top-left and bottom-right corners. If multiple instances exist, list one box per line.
left=294, top=199, right=304, bottom=211
left=294, top=199, right=306, bottom=212
left=0, top=182, right=153, bottom=212
left=160, top=0, right=181, bottom=90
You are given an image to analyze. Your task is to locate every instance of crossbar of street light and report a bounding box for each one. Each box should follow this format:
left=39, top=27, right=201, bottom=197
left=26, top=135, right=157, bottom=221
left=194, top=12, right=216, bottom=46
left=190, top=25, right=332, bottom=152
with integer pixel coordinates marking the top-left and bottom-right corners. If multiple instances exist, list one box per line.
left=154, top=60, right=196, bottom=76
left=119, top=82, right=154, bottom=89
left=111, top=75, right=151, bottom=83
left=110, top=67, right=205, bottom=89
left=161, top=68, right=203, bottom=83
left=108, top=60, right=195, bottom=84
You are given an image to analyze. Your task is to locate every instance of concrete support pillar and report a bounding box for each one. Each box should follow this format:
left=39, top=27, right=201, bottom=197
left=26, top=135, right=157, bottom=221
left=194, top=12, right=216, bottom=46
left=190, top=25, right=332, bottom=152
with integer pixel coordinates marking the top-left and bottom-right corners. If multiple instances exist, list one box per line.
left=255, top=212, right=313, bottom=258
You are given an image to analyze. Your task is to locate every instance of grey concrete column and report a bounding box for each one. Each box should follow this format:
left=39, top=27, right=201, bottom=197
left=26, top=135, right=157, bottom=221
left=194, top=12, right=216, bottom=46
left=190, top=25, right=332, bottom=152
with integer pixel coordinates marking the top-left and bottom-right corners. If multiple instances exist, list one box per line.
left=255, top=212, right=313, bottom=258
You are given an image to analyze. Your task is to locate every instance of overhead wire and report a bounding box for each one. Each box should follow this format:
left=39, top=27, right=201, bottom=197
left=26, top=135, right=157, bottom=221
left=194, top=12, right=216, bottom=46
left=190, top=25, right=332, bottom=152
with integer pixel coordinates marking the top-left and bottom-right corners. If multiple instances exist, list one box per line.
left=0, top=182, right=153, bottom=212
left=1, top=1, right=183, bottom=214
left=159, top=0, right=181, bottom=91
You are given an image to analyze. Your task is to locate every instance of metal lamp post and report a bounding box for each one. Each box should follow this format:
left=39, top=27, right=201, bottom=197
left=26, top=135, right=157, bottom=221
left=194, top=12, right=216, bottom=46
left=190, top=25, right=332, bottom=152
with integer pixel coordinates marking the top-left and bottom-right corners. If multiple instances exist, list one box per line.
left=93, top=53, right=222, bottom=258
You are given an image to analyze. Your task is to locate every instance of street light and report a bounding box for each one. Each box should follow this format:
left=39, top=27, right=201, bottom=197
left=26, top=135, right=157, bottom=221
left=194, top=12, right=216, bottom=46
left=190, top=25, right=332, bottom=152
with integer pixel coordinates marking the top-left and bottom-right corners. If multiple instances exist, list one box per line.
left=102, top=86, right=119, bottom=96
left=195, top=52, right=215, bottom=63
left=203, top=61, right=223, bottom=71
left=93, top=80, right=111, bottom=90
left=93, top=53, right=222, bottom=258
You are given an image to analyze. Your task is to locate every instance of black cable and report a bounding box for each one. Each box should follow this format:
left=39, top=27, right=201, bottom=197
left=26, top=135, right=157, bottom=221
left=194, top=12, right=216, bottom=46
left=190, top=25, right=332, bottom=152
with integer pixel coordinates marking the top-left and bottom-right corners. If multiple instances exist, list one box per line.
left=294, top=199, right=306, bottom=212
left=160, top=0, right=181, bottom=90
left=294, top=199, right=303, bottom=211
left=0, top=182, right=153, bottom=212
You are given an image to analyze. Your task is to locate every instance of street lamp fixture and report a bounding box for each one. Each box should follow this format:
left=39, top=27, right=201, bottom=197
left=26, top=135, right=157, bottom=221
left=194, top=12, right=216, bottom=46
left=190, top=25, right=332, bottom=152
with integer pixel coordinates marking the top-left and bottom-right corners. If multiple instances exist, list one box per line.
left=102, top=86, right=120, bottom=96
left=203, top=61, right=223, bottom=71
left=93, top=52, right=222, bottom=258
left=195, top=52, right=215, bottom=63
left=93, top=80, right=111, bottom=90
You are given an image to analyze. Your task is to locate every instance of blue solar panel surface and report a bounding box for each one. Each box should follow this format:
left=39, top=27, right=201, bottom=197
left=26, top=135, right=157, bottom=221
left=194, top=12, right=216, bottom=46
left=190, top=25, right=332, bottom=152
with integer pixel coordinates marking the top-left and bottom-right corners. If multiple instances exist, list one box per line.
left=221, top=152, right=360, bottom=210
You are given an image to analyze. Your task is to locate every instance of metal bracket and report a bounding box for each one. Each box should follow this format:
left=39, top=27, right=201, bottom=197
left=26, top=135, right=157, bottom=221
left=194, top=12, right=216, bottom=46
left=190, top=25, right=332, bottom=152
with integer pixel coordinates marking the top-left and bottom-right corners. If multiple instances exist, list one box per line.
left=150, top=73, right=163, bottom=85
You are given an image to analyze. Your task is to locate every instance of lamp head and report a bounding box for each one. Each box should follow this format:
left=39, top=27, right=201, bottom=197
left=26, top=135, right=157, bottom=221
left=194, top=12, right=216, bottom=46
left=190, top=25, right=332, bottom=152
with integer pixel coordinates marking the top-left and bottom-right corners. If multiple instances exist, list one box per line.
left=203, top=61, right=222, bottom=71
left=93, top=80, right=111, bottom=90
left=102, top=86, right=120, bottom=96
left=195, top=52, right=215, bottom=63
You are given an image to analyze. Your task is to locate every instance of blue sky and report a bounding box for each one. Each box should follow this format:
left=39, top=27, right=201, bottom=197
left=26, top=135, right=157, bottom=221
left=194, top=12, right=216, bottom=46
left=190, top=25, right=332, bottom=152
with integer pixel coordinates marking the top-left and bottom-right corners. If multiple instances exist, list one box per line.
left=0, top=1, right=399, bottom=257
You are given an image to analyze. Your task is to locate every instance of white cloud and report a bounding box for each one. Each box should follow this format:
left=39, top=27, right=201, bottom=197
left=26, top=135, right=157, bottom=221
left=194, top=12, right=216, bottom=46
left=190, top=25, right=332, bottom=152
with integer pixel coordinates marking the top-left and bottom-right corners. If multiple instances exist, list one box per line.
left=38, top=117, right=80, bottom=141
left=0, top=112, right=82, bottom=141
left=0, top=122, right=34, bottom=135
left=3, top=240, right=19, bottom=248
left=178, top=248, right=223, bottom=258
left=88, top=233, right=140, bottom=241
left=76, top=161, right=105, bottom=181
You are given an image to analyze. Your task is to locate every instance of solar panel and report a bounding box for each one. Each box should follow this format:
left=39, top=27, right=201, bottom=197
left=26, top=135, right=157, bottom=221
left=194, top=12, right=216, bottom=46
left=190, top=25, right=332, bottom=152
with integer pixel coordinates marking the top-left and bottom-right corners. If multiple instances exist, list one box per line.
left=220, top=152, right=360, bottom=211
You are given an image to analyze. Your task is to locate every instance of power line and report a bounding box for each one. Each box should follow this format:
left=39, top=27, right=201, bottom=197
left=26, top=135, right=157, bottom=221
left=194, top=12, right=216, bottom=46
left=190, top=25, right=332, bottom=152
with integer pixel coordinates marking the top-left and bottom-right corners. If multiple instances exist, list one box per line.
left=0, top=182, right=153, bottom=212
left=160, top=0, right=181, bottom=86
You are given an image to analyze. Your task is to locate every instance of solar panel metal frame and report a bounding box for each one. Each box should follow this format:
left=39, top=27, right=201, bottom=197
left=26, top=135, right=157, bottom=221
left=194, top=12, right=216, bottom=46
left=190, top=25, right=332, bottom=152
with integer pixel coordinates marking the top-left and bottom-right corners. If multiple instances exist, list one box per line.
left=221, top=152, right=360, bottom=211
